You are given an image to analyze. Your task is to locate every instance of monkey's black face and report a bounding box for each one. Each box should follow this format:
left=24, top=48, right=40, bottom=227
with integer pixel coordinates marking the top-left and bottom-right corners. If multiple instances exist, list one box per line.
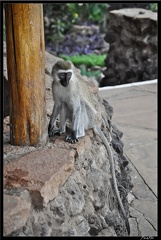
left=58, top=72, right=72, bottom=87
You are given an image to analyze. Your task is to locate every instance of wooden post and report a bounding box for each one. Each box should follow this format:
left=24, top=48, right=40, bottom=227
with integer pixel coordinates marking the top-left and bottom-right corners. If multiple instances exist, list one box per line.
left=5, top=4, right=48, bottom=146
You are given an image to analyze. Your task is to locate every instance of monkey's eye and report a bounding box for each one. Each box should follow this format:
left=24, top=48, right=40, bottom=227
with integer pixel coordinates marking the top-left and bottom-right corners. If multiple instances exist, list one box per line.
left=67, top=72, right=72, bottom=78
left=59, top=73, right=65, bottom=78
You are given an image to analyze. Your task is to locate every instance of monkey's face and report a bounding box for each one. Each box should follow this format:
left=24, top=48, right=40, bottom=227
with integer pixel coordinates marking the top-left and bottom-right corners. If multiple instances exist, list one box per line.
left=58, top=71, right=72, bottom=87
left=52, top=60, right=73, bottom=87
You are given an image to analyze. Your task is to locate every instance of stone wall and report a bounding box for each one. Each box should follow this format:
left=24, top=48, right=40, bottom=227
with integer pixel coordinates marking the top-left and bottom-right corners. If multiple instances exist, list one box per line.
left=100, top=8, right=157, bottom=86
left=3, top=51, right=132, bottom=236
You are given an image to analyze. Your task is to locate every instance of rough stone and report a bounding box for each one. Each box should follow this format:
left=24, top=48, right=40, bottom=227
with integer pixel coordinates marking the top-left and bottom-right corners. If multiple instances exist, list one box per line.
left=64, top=178, right=85, bottom=216
left=99, top=227, right=117, bottom=236
left=101, top=8, right=157, bottom=86
left=45, top=51, right=61, bottom=74
left=3, top=190, right=31, bottom=236
left=127, top=191, right=135, bottom=204
left=53, top=132, right=92, bottom=157
left=4, top=147, right=75, bottom=208
left=9, top=123, right=131, bottom=237
left=75, top=216, right=90, bottom=236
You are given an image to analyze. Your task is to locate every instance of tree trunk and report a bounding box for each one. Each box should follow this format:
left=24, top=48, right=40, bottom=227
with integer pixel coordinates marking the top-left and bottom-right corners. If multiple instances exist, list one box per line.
left=5, top=3, right=48, bottom=146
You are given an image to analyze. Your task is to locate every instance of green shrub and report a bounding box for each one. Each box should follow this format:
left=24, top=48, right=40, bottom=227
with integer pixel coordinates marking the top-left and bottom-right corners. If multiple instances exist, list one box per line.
left=67, top=3, right=109, bottom=26
left=60, top=54, right=106, bottom=67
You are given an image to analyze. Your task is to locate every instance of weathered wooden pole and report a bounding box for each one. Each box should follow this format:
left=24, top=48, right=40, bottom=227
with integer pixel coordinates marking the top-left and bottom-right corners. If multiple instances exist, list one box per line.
left=5, top=4, right=48, bottom=146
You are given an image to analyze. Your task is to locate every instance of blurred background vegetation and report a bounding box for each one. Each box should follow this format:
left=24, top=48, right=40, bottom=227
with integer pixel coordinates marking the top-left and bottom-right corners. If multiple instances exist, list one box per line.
left=43, top=3, right=157, bottom=81
left=3, top=3, right=158, bottom=81
left=43, top=3, right=157, bottom=44
left=43, top=3, right=109, bottom=40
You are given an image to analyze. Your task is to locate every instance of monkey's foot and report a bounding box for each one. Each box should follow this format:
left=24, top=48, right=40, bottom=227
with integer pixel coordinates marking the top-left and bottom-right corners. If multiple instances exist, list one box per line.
left=49, top=129, right=61, bottom=137
left=65, top=135, right=79, bottom=144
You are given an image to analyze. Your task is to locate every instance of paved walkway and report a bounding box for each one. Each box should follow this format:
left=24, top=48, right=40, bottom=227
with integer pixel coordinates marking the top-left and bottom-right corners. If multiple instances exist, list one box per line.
left=99, top=81, right=157, bottom=236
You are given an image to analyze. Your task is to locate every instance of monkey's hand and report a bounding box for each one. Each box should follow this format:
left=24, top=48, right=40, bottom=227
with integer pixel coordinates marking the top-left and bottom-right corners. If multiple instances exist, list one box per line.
left=65, top=133, right=79, bottom=144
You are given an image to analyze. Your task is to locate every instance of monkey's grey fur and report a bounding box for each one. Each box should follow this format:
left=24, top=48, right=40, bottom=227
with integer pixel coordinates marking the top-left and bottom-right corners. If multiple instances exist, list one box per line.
left=48, top=60, right=130, bottom=235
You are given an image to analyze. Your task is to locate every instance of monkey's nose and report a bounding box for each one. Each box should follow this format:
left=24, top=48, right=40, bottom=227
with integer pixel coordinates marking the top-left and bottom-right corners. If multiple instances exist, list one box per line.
left=60, top=79, right=69, bottom=87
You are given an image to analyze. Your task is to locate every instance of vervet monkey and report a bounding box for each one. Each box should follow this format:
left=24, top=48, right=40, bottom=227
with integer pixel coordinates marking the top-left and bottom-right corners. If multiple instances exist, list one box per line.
left=48, top=60, right=130, bottom=235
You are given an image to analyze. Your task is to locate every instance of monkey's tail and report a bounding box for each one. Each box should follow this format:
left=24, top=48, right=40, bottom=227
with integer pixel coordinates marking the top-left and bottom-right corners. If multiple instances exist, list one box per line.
left=93, top=126, right=130, bottom=235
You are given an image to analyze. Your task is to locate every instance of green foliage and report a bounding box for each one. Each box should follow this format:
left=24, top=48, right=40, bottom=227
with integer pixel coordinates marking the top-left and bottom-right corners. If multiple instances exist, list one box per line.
left=67, top=3, right=109, bottom=23
left=43, top=3, right=109, bottom=41
left=67, top=3, right=109, bottom=31
left=150, top=3, right=158, bottom=12
left=82, top=3, right=109, bottom=23
left=67, top=3, right=79, bottom=22
left=60, top=54, right=106, bottom=79
left=60, top=54, right=106, bottom=67
left=43, top=3, right=79, bottom=40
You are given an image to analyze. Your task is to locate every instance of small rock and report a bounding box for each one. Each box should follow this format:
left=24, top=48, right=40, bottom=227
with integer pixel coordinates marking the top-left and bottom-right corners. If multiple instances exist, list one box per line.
left=65, top=178, right=85, bottom=216
left=3, top=191, right=31, bottom=236
left=75, top=216, right=90, bottom=236
left=4, top=147, right=75, bottom=207
left=54, top=133, right=91, bottom=157
left=127, top=191, right=135, bottom=204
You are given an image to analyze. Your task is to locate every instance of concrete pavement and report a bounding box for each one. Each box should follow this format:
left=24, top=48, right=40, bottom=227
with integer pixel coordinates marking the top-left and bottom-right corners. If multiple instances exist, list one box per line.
left=99, top=80, right=157, bottom=236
